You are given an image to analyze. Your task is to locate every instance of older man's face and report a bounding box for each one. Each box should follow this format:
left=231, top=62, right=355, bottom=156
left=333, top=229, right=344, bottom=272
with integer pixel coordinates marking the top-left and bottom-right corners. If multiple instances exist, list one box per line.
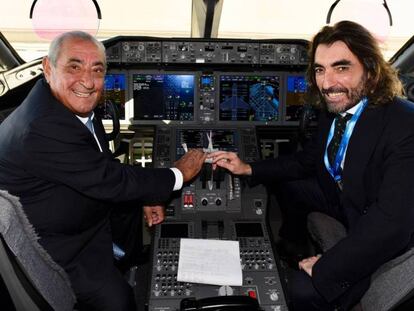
left=43, top=37, right=106, bottom=117
left=314, top=40, right=366, bottom=113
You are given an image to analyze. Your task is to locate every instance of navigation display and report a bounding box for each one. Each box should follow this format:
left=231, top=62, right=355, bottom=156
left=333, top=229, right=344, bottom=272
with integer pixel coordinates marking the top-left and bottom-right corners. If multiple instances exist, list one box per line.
left=219, top=74, right=280, bottom=122
left=99, top=73, right=126, bottom=119
left=132, top=73, right=195, bottom=121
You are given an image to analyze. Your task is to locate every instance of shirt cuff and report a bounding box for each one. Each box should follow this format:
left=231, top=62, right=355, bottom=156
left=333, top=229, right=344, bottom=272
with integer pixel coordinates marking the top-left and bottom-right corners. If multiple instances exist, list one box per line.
left=170, top=167, right=183, bottom=191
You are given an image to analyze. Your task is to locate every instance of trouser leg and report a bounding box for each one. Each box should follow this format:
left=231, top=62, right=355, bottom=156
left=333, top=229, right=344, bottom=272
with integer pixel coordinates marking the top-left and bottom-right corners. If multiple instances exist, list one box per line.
left=76, top=266, right=136, bottom=311
left=287, top=269, right=334, bottom=311
left=272, top=178, right=332, bottom=246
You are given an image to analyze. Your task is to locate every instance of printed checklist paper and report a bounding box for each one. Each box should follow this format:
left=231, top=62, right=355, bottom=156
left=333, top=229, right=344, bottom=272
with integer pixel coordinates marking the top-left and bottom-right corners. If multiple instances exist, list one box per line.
left=177, top=238, right=242, bottom=286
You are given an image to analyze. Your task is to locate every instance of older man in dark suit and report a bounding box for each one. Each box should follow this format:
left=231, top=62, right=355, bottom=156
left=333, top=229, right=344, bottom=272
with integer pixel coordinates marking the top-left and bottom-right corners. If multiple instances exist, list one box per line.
left=0, top=31, right=205, bottom=311
left=209, top=21, right=414, bottom=310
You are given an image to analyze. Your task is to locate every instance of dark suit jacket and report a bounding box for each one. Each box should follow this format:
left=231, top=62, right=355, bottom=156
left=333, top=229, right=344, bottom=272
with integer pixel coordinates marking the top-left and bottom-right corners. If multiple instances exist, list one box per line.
left=0, top=79, right=175, bottom=294
left=250, top=98, right=414, bottom=304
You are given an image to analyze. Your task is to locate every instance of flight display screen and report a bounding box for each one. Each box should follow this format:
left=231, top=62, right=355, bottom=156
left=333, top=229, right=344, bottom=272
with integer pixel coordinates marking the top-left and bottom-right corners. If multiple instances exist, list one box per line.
left=99, top=73, right=126, bottom=119
left=285, top=75, right=308, bottom=122
left=176, top=129, right=238, bottom=158
left=219, top=75, right=280, bottom=122
left=132, top=73, right=195, bottom=121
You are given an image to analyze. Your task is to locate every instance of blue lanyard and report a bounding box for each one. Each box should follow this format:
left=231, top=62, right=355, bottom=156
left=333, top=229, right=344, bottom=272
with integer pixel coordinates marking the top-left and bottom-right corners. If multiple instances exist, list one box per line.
left=324, top=97, right=368, bottom=182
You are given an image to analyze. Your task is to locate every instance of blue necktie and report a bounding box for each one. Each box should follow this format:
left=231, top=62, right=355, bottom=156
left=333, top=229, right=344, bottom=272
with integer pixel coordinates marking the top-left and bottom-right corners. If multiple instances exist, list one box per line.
left=85, top=116, right=95, bottom=134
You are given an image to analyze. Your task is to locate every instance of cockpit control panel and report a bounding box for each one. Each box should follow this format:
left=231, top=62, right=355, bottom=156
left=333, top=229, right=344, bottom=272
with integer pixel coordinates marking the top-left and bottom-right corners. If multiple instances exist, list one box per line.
left=102, top=36, right=311, bottom=311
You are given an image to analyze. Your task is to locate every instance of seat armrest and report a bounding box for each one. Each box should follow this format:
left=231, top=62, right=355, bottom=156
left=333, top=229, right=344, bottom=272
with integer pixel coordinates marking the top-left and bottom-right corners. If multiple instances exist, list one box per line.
left=307, top=212, right=347, bottom=252
left=361, top=247, right=414, bottom=311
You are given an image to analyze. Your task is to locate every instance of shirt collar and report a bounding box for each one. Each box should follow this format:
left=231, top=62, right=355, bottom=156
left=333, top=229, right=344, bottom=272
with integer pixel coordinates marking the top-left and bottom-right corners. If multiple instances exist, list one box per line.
left=340, top=100, right=364, bottom=117
left=76, top=112, right=95, bottom=125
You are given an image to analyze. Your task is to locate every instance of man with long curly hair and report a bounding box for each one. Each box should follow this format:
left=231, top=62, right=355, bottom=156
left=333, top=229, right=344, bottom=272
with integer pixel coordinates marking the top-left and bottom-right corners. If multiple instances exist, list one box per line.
left=209, top=21, right=414, bottom=310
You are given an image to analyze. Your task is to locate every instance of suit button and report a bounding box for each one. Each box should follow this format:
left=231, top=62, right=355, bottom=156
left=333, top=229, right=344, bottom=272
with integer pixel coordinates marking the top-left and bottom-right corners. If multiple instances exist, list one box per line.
left=362, top=209, right=367, bottom=215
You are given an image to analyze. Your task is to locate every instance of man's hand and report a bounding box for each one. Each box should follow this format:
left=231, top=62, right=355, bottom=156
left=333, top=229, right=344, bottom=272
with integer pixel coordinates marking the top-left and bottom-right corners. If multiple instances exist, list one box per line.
left=143, top=205, right=165, bottom=227
left=298, top=254, right=321, bottom=277
left=208, top=151, right=252, bottom=175
left=174, top=149, right=206, bottom=182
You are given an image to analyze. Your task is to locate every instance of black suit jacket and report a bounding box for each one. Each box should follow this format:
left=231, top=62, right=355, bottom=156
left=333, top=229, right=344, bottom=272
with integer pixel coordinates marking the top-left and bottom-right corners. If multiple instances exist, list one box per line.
left=251, top=98, right=414, bottom=303
left=0, top=79, right=175, bottom=294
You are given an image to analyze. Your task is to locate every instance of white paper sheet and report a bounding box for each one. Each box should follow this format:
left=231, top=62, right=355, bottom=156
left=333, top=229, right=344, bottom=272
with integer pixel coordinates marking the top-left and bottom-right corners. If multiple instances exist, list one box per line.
left=177, top=238, right=242, bottom=286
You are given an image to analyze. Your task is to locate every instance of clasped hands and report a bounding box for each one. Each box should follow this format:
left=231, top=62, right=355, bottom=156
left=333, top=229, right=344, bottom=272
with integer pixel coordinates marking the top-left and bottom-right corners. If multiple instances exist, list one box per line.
left=175, top=149, right=252, bottom=179
left=207, top=151, right=252, bottom=176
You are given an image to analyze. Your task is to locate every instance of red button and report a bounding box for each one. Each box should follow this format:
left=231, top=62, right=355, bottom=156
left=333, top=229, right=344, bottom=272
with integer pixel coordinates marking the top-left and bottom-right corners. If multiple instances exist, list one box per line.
left=248, top=290, right=257, bottom=299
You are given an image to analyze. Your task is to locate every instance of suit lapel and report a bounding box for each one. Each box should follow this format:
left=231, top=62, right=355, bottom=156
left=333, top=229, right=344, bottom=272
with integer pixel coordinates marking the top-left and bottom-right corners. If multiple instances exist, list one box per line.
left=342, top=105, right=386, bottom=196
left=92, top=117, right=112, bottom=156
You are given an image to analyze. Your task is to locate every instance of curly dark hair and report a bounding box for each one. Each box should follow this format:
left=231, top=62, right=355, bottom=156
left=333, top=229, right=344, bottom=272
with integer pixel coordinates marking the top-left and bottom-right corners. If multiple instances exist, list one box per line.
left=307, top=21, right=404, bottom=107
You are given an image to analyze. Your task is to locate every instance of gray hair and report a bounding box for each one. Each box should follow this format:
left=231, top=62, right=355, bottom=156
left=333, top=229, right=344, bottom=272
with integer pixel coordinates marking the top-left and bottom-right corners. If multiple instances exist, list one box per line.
left=47, top=31, right=106, bottom=68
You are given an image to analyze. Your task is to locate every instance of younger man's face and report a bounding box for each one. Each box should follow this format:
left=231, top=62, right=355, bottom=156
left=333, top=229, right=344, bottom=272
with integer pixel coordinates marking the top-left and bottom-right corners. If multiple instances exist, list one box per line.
left=314, top=40, right=366, bottom=113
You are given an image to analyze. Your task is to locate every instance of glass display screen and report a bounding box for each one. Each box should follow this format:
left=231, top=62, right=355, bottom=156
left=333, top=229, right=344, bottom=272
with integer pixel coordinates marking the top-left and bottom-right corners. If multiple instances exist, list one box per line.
left=99, top=73, right=126, bottom=119
left=285, top=75, right=308, bottom=121
left=133, top=73, right=195, bottom=121
left=219, top=75, right=280, bottom=121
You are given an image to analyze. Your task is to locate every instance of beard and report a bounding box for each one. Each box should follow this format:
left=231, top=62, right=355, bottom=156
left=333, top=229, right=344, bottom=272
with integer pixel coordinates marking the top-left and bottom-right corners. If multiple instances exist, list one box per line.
left=321, top=77, right=366, bottom=114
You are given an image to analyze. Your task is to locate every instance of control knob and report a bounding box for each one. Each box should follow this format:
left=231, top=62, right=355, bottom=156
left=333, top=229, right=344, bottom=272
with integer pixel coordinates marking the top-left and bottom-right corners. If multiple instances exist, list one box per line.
left=218, top=285, right=234, bottom=296
left=270, top=291, right=279, bottom=301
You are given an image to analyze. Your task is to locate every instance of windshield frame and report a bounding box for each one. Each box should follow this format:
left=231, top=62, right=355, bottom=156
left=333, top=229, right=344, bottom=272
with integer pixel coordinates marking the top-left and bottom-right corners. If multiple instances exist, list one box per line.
left=0, top=32, right=25, bottom=73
